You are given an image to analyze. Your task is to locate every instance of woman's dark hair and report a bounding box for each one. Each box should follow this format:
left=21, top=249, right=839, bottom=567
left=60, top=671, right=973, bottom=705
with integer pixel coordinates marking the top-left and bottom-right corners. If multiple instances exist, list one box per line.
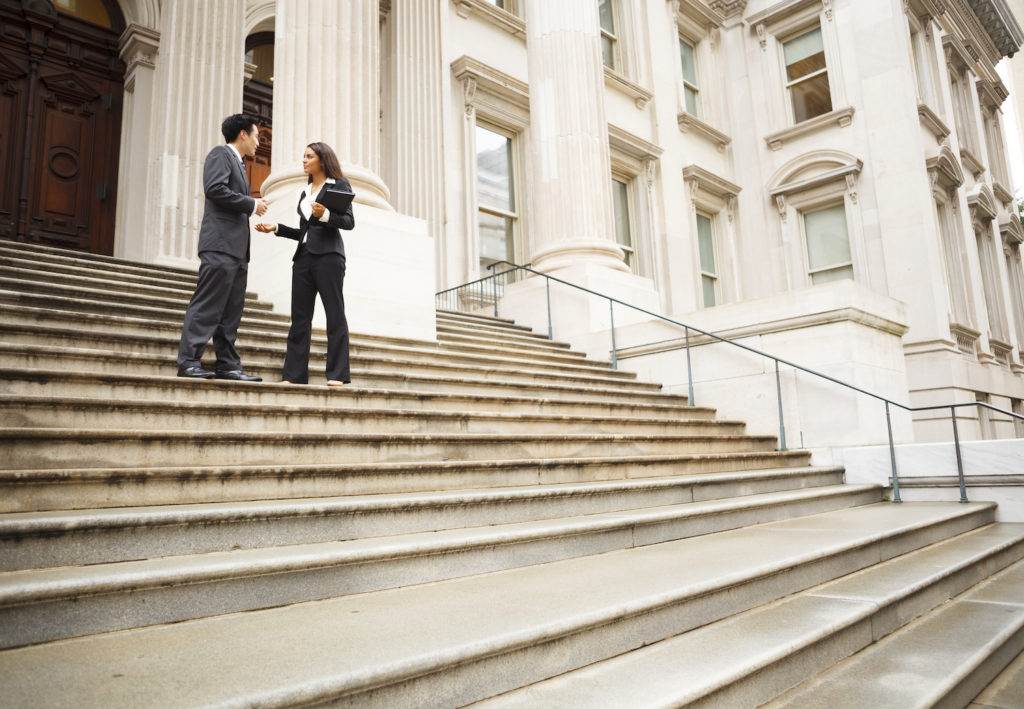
left=306, top=142, right=344, bottom=183
left=221, top=114, right=258, bottom=143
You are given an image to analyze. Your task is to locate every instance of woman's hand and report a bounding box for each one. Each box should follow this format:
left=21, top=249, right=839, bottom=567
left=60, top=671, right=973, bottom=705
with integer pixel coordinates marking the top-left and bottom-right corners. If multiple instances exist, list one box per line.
left=254, top=223, right=276, bottom=233
left=311, top=202, right=325, bottom=219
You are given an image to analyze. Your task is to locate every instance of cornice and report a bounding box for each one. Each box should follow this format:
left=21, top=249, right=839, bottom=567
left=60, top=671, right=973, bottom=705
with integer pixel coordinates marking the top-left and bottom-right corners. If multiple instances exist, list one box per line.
left=708, top=0, right=748, bottom=17
left=764, top=106, right=855, bottom=151
left=451, top=55, right=529, bottom=111
left=677, top=111, right=732, bottom=151
left=604, top=66, right=653, bottom=109
left=962, top=0, right=1024, bottom=58
left=683, top=164, right=742, bottom=198
left=451, top=0, right=525, bottom=39
left=608, top=124, right=664, bottom=161
left=918, top=102, right=952, bottom=139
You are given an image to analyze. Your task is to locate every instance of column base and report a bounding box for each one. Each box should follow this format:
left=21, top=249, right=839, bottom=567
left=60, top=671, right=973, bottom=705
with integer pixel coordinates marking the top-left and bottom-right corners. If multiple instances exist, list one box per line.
left=262, top=164, right=393, bottom=213
left=530, top=240, right=630, bottom=274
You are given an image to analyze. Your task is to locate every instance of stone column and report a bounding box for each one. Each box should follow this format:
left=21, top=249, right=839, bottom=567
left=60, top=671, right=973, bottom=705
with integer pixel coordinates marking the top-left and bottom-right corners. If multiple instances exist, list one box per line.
left=143, top=0, right=246, bottom=265
left=262, top=0, right=391, bottom=211
left=521, top=0, right=627, bottom=273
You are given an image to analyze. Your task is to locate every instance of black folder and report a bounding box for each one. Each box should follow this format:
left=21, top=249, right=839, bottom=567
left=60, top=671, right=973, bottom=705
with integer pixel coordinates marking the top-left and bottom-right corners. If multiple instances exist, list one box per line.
left=318, top=185, right=355, bottom=214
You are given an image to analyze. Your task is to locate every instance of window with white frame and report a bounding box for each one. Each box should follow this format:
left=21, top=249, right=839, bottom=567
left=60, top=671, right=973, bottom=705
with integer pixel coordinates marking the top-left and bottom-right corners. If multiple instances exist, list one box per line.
left=679, top=35, right=700, bottom=117
left=983, top=107, right=1011, bottom=188
left=696, top=212, right=719, bottom=307
left=476, top=123, right=517, bottom=275
left=1003, top=242, right=1024, bottom=345
left=802, top=203, right=853, bottom=284
left=975, top=223, right=1009, bottom=344
left=935, top=199, right=973, bottom=327
left=782, top=25, right=833, bottom=124
left=611, top=177, right=635, bottom=271
left=906, top=12, right=937, bottom=107
left=599, top=0, right=618, bottom=70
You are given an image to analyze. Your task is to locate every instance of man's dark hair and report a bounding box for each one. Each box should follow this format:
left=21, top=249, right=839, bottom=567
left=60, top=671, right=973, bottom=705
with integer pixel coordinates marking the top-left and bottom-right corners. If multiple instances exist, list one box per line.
left=221, top=114, right=258, bottom=143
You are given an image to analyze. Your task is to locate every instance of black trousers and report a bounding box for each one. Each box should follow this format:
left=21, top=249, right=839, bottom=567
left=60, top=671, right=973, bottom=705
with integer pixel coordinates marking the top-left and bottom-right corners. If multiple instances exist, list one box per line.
left=177, top=251, right=248, bottom=370
left=282, top=250, right=350, bottom=383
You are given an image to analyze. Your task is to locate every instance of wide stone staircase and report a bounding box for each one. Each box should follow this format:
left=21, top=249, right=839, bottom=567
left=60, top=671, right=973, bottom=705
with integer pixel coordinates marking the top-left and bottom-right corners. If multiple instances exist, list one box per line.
left=0, top=238, right=1021, bottom=707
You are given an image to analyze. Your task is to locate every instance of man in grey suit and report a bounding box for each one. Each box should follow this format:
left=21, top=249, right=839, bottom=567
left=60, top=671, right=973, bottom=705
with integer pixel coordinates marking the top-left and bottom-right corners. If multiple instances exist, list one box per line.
left=176, top=114, right=269, bottom=380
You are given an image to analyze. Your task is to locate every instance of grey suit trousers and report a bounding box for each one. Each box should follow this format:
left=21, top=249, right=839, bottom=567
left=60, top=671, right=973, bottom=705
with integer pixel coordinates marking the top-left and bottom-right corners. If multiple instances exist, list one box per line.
left=176, top=251, right=248, bottom=370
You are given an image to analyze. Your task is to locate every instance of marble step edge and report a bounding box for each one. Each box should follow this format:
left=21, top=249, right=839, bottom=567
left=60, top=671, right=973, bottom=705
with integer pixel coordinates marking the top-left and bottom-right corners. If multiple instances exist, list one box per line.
left=435, top=320, right=557, bottom=344
left=968, top=635, right=1024, bottom=708
left=0, top=322, right=617, bottom=377
left=0, top=368, right=700, bottom=416
left=437, top=327, right=573, bottom=351
left=0, top=466, right=841, bottom=539
left=479, top=522, right=1024, bottom=709
left=1, top=343, right=657, bottom=391
left=435, top=308, right=523, bottom=328
left=0, top=395, right=737, bottom=431
left=0, top=485, right=880, bottom=607
left=765, top=553, right=1024, bottom=709
left=0, top=255, right=262, bottom=300
left=0, top=240, right=200, bottom=278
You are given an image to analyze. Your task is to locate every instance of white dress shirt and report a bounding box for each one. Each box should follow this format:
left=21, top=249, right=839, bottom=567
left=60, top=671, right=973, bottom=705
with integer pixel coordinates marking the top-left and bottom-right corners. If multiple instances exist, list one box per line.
left=275, top=178, right=335, bottom=236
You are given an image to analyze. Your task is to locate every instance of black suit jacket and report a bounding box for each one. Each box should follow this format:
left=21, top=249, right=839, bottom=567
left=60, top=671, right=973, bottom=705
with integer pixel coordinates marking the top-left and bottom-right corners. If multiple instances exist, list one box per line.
left=198, top=144, right=256, bottom=261
left=275, top=178, right=355, bottom=261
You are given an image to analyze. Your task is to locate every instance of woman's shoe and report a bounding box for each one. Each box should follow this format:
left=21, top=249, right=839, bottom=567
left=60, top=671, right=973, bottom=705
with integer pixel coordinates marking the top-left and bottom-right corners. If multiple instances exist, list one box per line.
left=326, top=379, right=347, bottom=387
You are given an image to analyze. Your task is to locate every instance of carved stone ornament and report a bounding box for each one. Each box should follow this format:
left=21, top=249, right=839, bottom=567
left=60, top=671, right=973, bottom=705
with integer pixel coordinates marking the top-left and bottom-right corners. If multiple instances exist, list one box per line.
left=775, top=194, right=788, bottom=222
left=462, top=76, right=477, bottom=117
left=845, top=172, right=858, bottom=203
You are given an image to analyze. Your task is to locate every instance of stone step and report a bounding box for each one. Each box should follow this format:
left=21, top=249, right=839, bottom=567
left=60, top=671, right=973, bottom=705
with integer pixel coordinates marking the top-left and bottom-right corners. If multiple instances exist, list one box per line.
left=0, top=484, right=881, bottom=649
left=435, top=308, right=526, bottom=330
left=0, top=238, right=199, bottom=280
left=0, top=322, right=621, bottom=382
left=437, top=326, right=573, bottom=353
left=0, top=502, right=995, bottom=707
left=435, top=319, right=556, bottom=344
left=0, top=467, right=845, bottom=571
left=0, top=261, right=264, bottom=305
left=0, top=345, right=668, bottom=401
left=766, top=555, right=1024, bottom=709
left=0, top=427, right=781, bottom=470
left=0, top=253, right=262, bottom=300
left=0, top=368, right=701, bottom=420
left=478, top=522, right=1024, bottom=708
left=970, top=639, right=1024, bottom=708
left=0, top=273, right=277, bottom=314
left=0, top=454, right=816, bottom=513
left=0, top=395, right=741, bottom=437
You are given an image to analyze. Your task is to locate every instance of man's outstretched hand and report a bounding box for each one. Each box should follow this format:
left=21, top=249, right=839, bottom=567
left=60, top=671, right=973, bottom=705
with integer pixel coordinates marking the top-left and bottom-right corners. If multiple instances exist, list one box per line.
left=254, top=198, right=270, bottom=216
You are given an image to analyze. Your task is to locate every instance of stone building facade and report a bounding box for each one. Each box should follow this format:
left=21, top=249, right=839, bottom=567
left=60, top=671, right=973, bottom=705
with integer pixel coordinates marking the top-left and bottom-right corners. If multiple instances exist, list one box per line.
left=3, top=0, right=1024, bottom=447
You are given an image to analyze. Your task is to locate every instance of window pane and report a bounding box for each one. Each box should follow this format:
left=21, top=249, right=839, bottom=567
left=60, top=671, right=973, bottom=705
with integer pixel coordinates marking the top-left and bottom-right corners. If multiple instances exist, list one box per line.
left=702, top=275, right=717, bottom=307
left=478, top=211, right=513, bottom=274
left=612, top=179, right=631, bottom=250
left=680, top=39, right=697, bottom=85
left=804, top=204, right=852, bottom=277
left=790, top=72, right=832, bottom=123
left=696, top=214, right=716, bottom=274
left=599, top=0, right=615, bottom=34
left=684, top=86, right=699, bottom=116
left=784, top=27, right=826, bottom=81
left=810, top=265, right=854, bottom=285
left=53, top=0, right=113, bottom=27
left=245, top=42, right=275, bottom=85
left=475, top=125, right=513, bottom=213
left=601, top=34, right=615, bottom=69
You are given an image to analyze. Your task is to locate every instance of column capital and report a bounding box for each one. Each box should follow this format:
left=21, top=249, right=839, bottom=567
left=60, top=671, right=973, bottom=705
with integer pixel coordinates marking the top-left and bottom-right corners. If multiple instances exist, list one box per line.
left=119, top=23, right=160, bottom=75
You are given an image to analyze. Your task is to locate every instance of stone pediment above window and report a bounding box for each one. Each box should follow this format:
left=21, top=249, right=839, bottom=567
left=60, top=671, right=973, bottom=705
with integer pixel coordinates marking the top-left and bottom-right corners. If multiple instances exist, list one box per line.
left=604, top=67, right=654, bottom=109
left=977, top=77, right=1009, bottom=109
left=906, top=0, right=947, bottom=19
left=942, top=34, right=974, bottom=72
left=967, top=183, right=998, bottom=221
left=452, top=56, right=529, bottom=127
left=673, top=0, right=725, bottom=31
left=918, top=103, right=951, bottom=140
left=451, top=0, right=525, bottom=40
left=678, top=112, right=732, bottom=151
left=960, top=146, right=985, bottom=177
left=748, top=0, right=832, bottom=41
left=683, top=164, right=741, bottom=206
left=993, top=181, right=1013, bottom=204
left=927, top=144, right=965, bottom=193
left=1000, top=212, right=1024, bottom=244
left=768, top=149, right=863, bottom=207
left=608, top=124, right=663, bottom=176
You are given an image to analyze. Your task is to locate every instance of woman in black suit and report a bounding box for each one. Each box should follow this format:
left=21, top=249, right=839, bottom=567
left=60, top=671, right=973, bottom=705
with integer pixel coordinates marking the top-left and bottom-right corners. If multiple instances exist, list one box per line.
left=255, top=142, right=354, bottom=386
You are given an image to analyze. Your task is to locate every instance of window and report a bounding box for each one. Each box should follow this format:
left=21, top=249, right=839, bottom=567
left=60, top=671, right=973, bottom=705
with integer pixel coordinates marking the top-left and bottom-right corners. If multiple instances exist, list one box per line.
left=935, top=200, right=972, bottom=327
left=783, top=26, right=832, bottom=123
left=599, top=0, right=618, bottom=70
left=696, top=213, right=718, bottom=307
left=975, top=224, right=1009, bottom=343
left=803, top=204, right=852, bottom=284
left=1005, top=242, right=1024, bottom=350
left=983, top=109, right=1010, bottom=187
left=680, top=37, right=700, bottom=117
left=476, top=124, right=517, bottom=275
left=611, top=178, right=634, bottom=271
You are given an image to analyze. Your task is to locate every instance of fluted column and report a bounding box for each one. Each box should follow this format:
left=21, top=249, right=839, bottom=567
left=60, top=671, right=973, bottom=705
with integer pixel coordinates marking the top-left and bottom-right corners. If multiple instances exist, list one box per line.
left=262, top=0, right=391, bottom=211
left=144, top=0, right=246, bottom=265
left=522, top=0, right=626, bottom=272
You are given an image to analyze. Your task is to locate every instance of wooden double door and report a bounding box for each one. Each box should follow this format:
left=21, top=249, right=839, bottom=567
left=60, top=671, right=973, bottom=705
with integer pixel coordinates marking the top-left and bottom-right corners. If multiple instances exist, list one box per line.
left=0, top=0, right=125, bottom=255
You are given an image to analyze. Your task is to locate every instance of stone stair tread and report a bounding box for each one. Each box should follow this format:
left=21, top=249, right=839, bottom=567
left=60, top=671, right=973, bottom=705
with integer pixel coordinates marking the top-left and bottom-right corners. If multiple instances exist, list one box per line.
left=0, top=502, right=994, bottom=708
left=0, top=240, right=199, bottom=278
left=766, top=556, right=1024, bottom=709
left=435, top=309, right=523, bottom=327
left=476, top=522, right=1024, bottom=708
left=970, top=640, right=1024, bottom=708
left=0, top=467, right=846, bottom=537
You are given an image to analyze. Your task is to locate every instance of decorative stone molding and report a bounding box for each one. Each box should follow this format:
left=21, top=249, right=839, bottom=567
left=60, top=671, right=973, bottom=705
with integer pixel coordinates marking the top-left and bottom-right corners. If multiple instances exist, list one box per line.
left=677, top=111, right=732, bottom=151
left=976, top=77, right=1008, bottom=108
left=927, top=145, right=965, bottom=193
left=451, top=0, right=526, bottom=39
left=960, top=0, right=1024, bottom=60
left=1000, top=213, right=1024, bottom=244
left=244, top=0, right=276, bottom=34
left=968, top=183, right=998, bottom=221
left=768, top=150, right=863, bottom=201
left=950, top=322, right=981, bottom=353
left=675, top=0, right=725, bottom=29
left=603, top=66, right=653, bottom=109
left=764, top=106, right=855, bottom=150
left=993, top=181, right=1014, bottom=205
left=451, top=55, right=529, bottom=115
left=959, top=146, right=986, bottom=177
left=748, top=0, right=831, bottom=48
left=682, top=164, right=742, bottom=200
left=905, top=0, right=948, bottom=18
left=942, top=34, right=974, bottom=71
left=608, top=124, right=664, bottom=162
left=118, top=24, right=159, bottom=74
left=708, top=0, right=747, bottom=17
left=918, top=102, right=952, bottom=139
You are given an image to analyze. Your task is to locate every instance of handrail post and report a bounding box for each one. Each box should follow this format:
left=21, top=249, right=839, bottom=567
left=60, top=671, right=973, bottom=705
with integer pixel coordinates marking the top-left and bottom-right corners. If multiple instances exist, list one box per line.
left=951, top=406, right=968, bottom=503
left=609, top=300, right=617, bottom=369
left=684, top=326, right=695, bottom=407
left=774, top=360, right=787, bottom=451
left=545, top=277, right=553, bottom=339
left=886, top=401, right=901, bottom=503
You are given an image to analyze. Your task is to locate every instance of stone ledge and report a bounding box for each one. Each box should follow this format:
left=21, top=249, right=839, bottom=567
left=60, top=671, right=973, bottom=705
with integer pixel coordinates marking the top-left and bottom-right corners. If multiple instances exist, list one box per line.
left=960, top=147, right=986, bottom=177
left=764, top=106, right=855, bottom=151
left=917, top=102, right=951, bottom=140
left=451, top=0, right=525, bottom=39
left=677, top=111, right=732, bottom=151
left=604, top=66, right=653, bottom=109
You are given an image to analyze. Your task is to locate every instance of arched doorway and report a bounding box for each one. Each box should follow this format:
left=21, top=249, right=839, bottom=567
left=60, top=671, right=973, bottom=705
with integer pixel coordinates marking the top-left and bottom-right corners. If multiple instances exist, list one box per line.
left=243, top=31, right=273, bottom=198
left=0, top=0, right=126, bottom=255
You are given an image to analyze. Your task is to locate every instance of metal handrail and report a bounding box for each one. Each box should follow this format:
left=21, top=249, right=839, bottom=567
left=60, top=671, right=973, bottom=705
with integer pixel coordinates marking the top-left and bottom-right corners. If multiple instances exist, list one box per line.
left=435, top=260, right=1024, bottom=503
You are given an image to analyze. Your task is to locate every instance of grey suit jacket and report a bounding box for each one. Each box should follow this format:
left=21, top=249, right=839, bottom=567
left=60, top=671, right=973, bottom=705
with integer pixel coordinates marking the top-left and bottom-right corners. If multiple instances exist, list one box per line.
left=198, top=144, right=256, bottom=261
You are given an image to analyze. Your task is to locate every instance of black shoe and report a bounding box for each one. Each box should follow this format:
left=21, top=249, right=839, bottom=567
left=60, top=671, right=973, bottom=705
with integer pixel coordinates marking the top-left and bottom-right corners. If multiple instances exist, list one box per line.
left=215, top=369, right=263, bottom=382
left=177, top=365, right=216, bottom=379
